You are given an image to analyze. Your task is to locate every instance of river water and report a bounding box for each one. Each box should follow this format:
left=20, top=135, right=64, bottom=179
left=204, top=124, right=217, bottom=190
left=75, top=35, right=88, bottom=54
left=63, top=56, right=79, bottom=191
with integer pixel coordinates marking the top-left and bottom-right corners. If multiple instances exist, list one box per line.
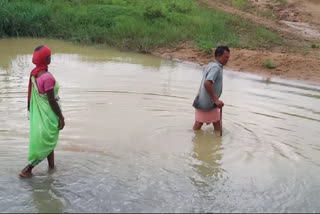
left=0, top=38, right=320, bottom=213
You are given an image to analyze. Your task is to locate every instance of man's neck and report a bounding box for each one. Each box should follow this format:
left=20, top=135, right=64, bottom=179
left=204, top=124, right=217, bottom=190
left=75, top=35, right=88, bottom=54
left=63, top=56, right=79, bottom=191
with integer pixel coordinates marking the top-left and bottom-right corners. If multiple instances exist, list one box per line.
left=214, top=59, right=223, bottom=67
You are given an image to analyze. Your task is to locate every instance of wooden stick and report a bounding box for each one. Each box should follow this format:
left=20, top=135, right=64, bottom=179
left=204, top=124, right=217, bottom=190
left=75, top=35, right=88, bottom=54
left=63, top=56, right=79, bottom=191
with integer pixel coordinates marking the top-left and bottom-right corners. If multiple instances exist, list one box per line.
left=220, top=107, right=223, bottom=136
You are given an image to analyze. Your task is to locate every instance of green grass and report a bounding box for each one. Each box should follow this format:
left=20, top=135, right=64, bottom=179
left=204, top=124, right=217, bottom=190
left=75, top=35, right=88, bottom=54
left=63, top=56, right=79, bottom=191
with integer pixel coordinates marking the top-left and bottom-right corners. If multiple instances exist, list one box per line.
left=263, top=59, right=277, bottom=69
left=311, top=43, right=320, bottom=49
left=196, top=39, right=213, bottom=54
left=231, top=0, right=250, bottom=11
left=218, top=0, right=252, bottom=11
left=302, top=46, right=311, bottom=55
left=260, top=10, right=276, bottom=20
left=273, top=0, right=287, bottom=4
left=0, top=0, right=283, bottom=51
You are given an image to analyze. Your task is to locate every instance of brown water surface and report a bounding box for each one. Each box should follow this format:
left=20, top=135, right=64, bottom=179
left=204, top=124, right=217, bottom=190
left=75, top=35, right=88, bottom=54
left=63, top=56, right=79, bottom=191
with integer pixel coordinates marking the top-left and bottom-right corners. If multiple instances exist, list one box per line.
left=1, top=38, right=320, bottom=212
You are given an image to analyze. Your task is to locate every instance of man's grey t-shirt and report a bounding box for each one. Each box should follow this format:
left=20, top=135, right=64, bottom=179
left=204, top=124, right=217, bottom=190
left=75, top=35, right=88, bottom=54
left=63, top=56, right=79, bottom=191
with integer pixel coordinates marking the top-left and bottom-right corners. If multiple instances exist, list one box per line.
left=193, top=61, right=223, bottom=111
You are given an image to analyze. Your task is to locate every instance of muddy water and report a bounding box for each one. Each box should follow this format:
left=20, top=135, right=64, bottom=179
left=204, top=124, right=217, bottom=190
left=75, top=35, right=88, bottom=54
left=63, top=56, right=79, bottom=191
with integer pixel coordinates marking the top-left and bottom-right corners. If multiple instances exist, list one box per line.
left=0, top=38, right=320, bottom=213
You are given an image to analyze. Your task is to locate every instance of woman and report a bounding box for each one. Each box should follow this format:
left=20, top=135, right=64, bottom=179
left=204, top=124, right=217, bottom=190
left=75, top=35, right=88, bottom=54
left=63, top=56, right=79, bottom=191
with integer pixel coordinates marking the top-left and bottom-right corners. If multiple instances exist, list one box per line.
left=20, top=45, right=65, bottom=178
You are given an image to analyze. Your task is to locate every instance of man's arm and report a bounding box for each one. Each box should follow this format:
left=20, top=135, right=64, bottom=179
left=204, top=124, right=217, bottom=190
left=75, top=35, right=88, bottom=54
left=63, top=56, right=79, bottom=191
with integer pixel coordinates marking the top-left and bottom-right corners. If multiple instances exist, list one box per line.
left=204, top=80, right=224, bottom=108
left=47, top=89, right=65, bottom=130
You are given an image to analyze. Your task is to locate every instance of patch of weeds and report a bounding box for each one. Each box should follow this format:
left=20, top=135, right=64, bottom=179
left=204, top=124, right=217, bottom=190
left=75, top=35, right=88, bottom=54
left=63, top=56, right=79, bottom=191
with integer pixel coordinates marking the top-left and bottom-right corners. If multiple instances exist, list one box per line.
left=263, top=59, right=277, bottom=69
left=197, top=39, right=213, bottom=54
left=231, top=0, right=250, bottom=11
left=261, top=10, right=276, bottom=20
left=273, top=0, right=287, bottom=3
left=302, top=46, right=310, bottom=55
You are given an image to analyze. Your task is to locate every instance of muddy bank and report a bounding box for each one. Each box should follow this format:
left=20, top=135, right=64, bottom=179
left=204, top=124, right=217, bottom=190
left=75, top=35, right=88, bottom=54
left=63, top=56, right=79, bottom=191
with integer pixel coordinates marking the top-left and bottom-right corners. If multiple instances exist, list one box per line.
left=151, top=0, right=320, bottom=84
left=152, top=43, right=320, bottom=84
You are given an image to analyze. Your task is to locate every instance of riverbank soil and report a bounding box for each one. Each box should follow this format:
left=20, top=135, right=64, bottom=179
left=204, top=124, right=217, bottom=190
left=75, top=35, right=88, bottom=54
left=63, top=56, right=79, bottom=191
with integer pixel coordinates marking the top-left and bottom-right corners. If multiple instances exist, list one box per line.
left=152, top=0, right=320, bottom=83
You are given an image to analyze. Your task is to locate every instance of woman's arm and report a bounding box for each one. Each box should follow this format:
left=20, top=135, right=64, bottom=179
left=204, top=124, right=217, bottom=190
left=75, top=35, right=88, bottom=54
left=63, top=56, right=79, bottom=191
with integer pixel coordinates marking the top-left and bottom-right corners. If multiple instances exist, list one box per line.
left=47, top=89, right=65, bottom=130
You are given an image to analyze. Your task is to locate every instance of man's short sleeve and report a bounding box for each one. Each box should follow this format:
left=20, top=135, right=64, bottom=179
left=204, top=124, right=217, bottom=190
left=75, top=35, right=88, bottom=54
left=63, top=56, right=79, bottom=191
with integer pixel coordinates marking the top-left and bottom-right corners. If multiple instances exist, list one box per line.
left=205, top=66, right=220, bottom=83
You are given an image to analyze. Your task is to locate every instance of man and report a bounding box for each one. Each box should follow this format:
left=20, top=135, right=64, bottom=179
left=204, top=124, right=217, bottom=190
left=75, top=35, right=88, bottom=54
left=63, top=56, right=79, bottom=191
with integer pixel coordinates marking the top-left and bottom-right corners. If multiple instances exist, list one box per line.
left=192, top=46, right=230, bottom=132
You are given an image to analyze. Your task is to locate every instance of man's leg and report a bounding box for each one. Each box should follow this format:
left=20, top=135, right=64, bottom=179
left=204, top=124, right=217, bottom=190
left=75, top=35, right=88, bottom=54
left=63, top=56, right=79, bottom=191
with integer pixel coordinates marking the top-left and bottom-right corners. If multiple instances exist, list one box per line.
left=47, top=150, right=55, bottom=169
left=213, top=120, right=221, bottom=132
left=193, top=121, right=203, bottom=130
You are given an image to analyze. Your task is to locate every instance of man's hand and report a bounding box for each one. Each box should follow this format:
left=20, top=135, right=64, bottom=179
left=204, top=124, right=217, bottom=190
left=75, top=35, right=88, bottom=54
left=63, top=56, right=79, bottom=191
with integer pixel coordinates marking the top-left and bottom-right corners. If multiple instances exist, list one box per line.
left=214, top=100, right=224, bottom=108
left=59, top=118, right=65, bottom=130
left=204, top=80, right=224, bottom=108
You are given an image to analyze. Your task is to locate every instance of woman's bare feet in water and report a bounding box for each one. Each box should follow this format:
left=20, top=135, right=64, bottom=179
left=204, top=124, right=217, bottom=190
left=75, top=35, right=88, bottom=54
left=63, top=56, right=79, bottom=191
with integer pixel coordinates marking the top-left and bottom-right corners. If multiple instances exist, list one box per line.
left=48, top=166, right=57, bottom=175
left=19, top=165, right=33, bottom=178
left=47, top=151, right=55, bottom=170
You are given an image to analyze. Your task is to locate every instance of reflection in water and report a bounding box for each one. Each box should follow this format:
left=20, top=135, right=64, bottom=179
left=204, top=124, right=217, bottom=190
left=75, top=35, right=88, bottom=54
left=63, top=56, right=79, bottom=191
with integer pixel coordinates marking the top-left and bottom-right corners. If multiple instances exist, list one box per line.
left=192, top=130, right=223, bottom=178
left=0, top=38, right=166, bottom=70
left=190, top=130, right=225, bottom=206
left=1, top=38, right=320, bottom=212
left=27, top=175, right=64, bottom=213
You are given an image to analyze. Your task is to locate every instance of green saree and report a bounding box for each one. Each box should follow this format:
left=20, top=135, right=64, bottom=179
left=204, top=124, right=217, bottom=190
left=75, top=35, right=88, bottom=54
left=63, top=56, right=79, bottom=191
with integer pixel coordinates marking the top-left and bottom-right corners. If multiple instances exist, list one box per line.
left=28, top=76, right=60, bottom=166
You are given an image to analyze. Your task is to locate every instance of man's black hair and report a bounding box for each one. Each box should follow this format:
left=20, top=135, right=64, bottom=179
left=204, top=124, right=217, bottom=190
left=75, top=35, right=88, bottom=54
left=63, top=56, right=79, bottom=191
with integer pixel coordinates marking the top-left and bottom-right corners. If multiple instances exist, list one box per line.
left=215, top=46, right=230, bottom=57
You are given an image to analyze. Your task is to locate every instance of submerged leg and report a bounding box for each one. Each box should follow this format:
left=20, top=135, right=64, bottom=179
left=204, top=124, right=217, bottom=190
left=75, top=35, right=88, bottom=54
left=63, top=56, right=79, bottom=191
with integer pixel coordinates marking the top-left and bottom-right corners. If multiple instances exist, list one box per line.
left=193, top=121, right=203, bottom=131
left=213, top=121, right=221, bottom=132
left=47, top=150, right=55, bottom=169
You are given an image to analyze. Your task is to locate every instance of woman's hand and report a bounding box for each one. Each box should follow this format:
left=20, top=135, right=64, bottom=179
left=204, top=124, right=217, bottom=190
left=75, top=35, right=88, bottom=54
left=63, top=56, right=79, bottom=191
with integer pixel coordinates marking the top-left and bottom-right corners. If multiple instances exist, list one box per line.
left=59, top=117, right=65, bottom=130
left=47, top=89, right=65, bottom=130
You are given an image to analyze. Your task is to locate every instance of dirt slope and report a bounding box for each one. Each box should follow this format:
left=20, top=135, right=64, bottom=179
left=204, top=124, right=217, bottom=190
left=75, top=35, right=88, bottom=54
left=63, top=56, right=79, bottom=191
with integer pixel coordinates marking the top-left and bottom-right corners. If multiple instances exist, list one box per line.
left=152, top=0, right=320, bottom=84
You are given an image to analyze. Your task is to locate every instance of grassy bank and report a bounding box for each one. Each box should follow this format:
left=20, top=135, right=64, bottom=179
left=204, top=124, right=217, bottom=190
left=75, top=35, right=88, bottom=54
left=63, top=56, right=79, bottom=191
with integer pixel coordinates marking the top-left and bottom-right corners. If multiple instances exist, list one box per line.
left=0, top=0, right=283, bottom=52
